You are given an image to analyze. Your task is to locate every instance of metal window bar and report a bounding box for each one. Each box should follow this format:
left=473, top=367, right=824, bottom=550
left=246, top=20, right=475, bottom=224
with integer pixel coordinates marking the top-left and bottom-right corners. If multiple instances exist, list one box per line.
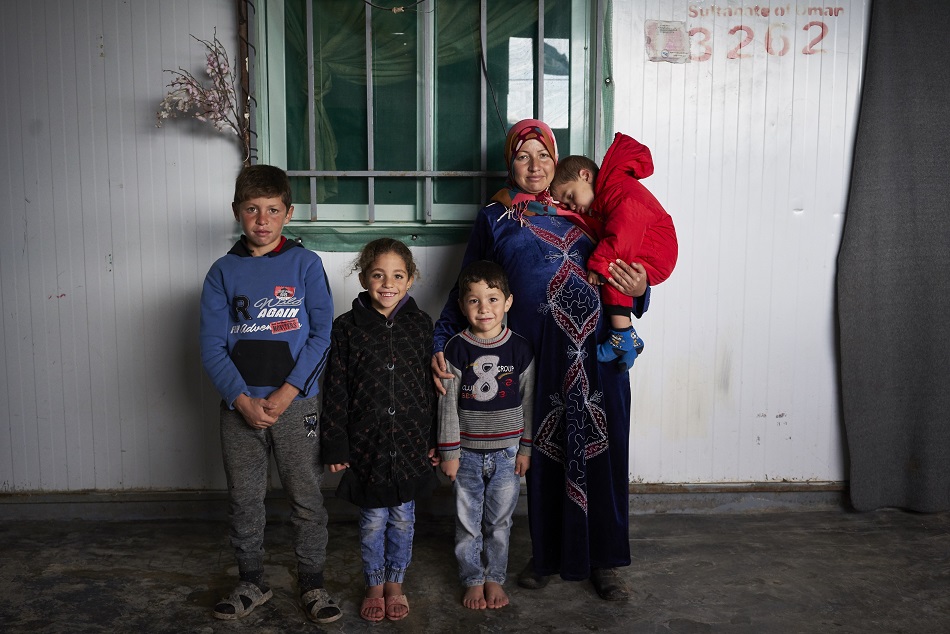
left=306, top=0, right=318, bottom=218
left=422, top=0, right=434, bottom=223
left=478, top=0, right=489, bottom=205
left=365, top=4, right=376, bottom=223
left=537, top=0, right=545, bottom=123
left=288, top=0, right=592, bottom=224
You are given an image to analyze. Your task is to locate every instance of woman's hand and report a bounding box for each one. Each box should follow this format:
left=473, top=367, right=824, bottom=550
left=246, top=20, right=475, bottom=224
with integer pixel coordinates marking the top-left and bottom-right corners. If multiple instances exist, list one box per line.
left=431, top=351, right=453, bottom=395
left=606, top=260, right=648, bottom=297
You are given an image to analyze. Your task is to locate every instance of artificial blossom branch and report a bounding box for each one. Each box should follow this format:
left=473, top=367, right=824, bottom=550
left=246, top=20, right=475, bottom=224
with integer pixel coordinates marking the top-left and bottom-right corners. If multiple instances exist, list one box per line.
left=156, top=32, right=249, bottom=162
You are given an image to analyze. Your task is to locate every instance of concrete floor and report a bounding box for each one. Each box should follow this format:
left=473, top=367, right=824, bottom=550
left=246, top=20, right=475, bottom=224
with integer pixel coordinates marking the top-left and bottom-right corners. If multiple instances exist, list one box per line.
left=0, top=507, right=948, bottom=633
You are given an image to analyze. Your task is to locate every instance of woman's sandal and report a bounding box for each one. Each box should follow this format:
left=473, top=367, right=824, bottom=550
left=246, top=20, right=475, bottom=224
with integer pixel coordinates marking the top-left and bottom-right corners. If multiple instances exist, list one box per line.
left=385, top=594, right=410, bottom=621
left=360, top=596, right=386, bottom=622
left=302, top=588, right=343, bottom=624
left=212, top=581, right=273, bottom=620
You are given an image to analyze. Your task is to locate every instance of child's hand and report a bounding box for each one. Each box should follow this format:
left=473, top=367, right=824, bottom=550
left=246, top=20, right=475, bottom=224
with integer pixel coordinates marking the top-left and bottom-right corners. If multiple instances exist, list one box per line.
left=428, top=448, right=441, bottom=466
left=327, top=463, right=349, bottom=473
left=263, top=383, right=301, bottom=420
left=587, top=270, right=603, bottom=286
left=234, top=394, right=278, bottom=429
left=515, top=454, right=530, bottom=476
left=440, top=459, right=459, bottom=481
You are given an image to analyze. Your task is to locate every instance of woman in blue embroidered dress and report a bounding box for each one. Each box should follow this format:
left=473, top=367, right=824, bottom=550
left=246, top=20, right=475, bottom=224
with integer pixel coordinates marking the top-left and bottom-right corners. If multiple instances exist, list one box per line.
left=431, top=119, right=649, bottom=600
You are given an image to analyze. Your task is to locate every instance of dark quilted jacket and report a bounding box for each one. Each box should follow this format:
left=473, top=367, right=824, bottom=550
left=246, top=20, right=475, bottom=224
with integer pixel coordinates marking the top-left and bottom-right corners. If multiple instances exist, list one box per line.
left=320, top=293, right=439, bottom=508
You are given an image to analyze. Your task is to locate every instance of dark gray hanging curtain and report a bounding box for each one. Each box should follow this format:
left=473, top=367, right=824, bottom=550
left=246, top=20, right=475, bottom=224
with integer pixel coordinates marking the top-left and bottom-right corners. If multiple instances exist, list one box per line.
left=837, top=0, right=950, bottom=512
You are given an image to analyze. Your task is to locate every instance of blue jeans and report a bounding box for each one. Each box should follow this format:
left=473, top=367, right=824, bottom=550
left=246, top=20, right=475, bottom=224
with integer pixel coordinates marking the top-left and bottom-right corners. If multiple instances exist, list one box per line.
left=358, top=501, right=415, bottom=587
left=454, top=446, right=522, bottom=586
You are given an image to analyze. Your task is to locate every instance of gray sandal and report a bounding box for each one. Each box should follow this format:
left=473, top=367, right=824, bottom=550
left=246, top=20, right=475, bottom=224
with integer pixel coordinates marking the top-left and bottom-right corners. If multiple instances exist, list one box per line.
left=212, top=581, right=273, bottom=620
left=302, top=587, right=343, bottom=624
left=590, top=567, right=630, bottom=601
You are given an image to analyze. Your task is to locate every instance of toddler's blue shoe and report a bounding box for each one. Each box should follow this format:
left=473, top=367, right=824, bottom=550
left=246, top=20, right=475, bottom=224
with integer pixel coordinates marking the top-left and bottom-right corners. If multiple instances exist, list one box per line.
left=597, top=327, right=645, bottom=372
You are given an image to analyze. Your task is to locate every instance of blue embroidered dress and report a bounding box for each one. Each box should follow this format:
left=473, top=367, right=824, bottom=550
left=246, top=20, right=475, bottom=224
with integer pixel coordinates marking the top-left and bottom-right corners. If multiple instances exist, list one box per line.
left=434, top=202, right=649, bottom=581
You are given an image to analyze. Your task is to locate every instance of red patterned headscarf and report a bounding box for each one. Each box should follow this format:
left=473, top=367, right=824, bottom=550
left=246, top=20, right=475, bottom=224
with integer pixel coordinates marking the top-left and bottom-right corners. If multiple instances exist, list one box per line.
left=491, top=119, right=563, bottom=217
left=503, top=118, right=559, bottom=167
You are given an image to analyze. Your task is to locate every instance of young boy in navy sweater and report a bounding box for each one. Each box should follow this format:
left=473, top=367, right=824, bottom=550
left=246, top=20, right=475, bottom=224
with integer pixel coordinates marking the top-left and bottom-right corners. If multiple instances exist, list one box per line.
left=438, top=260, right=535, bottom=610
left=199, top=164, right=341, bottom=624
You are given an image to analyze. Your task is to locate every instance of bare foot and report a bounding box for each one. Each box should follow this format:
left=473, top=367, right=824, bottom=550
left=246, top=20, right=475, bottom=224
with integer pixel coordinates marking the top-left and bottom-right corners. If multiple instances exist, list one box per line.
left=462, top=585, right=487, bottom=610
left=485, top=581, right=509, bottom=609
left=361, top=584, right=384, bottom=622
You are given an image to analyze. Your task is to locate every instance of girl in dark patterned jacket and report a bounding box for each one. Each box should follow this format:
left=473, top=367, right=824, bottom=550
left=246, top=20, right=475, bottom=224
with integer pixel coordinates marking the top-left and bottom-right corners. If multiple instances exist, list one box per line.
left=321, top=238, right=440, bottom=623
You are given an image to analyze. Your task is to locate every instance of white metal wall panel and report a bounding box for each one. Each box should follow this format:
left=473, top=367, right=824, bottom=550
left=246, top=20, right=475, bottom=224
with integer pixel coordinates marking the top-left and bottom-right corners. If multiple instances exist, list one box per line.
left=76, top=1, right=124, bottom=491
left=0, top=0, right=869, bottom=493
left=612, top=0, right=868, bottom=482
left=0, top=0, right=239, bottom=492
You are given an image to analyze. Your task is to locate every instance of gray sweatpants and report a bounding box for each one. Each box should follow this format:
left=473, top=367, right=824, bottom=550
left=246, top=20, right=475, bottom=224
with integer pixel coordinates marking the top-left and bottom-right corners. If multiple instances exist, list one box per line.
left=220, top=395, right=328, bottom=575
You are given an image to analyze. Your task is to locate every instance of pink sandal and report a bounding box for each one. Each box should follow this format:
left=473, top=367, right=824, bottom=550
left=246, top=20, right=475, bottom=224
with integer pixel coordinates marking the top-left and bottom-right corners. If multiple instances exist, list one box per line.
left=360, top=596, right=385, bottom=622
left=385, top=593, right=409, bottom=621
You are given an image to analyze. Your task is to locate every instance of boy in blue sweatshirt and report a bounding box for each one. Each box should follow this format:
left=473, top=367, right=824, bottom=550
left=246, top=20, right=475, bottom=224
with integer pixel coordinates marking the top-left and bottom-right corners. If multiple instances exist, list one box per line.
left=199, top=164, right=341, bottom=624
left=438, top=260, right=535, bottom=610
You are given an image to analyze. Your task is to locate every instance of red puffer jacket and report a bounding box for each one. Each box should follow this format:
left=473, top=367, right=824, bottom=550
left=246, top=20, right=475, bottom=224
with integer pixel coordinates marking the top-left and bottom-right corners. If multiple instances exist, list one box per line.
left=584, top=133, right=678, bottom=308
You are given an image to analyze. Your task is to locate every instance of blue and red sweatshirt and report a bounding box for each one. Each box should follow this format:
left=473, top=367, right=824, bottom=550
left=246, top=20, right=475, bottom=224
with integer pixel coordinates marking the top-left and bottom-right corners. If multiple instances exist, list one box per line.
left=199, top=236, right=333, bottom=408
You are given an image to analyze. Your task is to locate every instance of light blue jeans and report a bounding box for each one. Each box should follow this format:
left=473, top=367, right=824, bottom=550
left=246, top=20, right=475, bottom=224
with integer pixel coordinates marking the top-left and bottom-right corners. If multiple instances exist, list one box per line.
left=358, top=501, right=415, bottom=587
left=454, top=446, right=522, bottom=587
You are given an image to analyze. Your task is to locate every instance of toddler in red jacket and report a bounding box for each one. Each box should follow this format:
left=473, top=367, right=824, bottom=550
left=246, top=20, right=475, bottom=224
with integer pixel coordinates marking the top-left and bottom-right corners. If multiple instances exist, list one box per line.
left=550, top=132, right=678, bottom=371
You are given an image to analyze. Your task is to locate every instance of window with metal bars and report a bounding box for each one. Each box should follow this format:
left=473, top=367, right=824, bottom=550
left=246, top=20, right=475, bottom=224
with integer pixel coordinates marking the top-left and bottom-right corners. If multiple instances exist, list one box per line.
left=249, top=0, right=605, bottom=251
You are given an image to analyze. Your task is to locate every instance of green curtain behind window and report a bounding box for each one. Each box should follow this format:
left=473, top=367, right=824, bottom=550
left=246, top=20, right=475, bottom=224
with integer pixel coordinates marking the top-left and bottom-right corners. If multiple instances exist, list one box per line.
left=283, top=0, right=562, bottom=203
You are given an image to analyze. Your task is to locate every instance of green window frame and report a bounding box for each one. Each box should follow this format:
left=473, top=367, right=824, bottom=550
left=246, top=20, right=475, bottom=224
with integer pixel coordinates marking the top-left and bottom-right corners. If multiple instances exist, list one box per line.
left=249, top=0, right=609, bottom=251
